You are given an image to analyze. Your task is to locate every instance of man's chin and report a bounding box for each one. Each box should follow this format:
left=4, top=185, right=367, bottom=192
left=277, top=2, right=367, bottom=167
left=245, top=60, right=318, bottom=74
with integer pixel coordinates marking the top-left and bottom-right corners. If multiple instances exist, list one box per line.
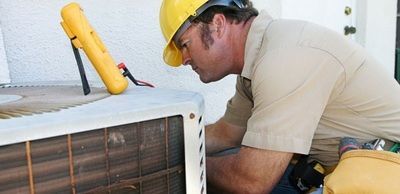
left=200, top=80, right=213, bottom=84
left=199, top=75, right=212, bottom=83
left=199, top=75, right=221, bottom=84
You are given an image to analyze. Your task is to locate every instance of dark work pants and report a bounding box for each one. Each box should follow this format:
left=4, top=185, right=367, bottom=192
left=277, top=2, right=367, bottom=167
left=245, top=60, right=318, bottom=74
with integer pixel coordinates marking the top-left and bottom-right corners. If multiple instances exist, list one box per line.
left=271, top=164, right=301, bottom=194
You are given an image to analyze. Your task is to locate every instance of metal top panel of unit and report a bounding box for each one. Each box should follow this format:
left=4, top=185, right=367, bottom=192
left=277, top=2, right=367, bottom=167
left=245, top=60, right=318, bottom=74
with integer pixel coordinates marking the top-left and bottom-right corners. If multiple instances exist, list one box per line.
left=0, top=85, right=204, bottom=146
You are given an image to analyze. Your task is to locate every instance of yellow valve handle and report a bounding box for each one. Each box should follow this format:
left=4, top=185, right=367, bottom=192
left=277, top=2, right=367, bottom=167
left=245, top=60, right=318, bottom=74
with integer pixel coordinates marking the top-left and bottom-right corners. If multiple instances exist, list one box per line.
left=60, top=3, right=128, bottom=95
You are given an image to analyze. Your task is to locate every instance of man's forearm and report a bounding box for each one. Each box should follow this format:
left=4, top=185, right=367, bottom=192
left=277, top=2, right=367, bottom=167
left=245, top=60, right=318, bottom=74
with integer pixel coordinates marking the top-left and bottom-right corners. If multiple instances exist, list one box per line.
left=206, top=147, right=293, bottom=194
left=206, top=154, right=272, bottom=194
left=207, top=155, right=245, bottom=193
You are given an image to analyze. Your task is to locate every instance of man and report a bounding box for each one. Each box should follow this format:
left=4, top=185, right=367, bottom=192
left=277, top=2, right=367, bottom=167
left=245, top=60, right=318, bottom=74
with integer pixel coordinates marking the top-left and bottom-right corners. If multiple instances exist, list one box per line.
left=159, top=0, right=400, bottom=193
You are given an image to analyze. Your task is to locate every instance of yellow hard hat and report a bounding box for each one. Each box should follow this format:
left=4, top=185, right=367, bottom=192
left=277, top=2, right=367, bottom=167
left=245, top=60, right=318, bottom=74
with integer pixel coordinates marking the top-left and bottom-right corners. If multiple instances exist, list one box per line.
left=159, top=0, right=245, bottom=67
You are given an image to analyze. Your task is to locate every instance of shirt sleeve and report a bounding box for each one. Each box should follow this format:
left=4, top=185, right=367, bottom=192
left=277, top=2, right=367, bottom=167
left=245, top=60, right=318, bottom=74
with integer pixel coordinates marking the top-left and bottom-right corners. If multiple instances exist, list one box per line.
left=223, top=76, right=253, bottom=127
left=241, top=47, right=345, bottom=154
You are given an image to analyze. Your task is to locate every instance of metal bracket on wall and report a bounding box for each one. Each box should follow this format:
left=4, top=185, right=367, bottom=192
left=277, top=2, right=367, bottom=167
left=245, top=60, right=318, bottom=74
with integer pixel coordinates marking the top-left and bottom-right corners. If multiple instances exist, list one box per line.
left=345, top=6, right=352, bottom=16
left=344, top=6, right=356, bottom=36
left=344, top=26, right=357, bottom=35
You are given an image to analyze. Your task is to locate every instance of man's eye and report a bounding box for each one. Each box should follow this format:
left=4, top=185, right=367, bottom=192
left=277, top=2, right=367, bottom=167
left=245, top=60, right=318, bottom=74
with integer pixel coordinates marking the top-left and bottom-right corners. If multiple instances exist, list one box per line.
left=180, top=40, right=190, bottom=49
left=180, top=43, right=187, bottom=49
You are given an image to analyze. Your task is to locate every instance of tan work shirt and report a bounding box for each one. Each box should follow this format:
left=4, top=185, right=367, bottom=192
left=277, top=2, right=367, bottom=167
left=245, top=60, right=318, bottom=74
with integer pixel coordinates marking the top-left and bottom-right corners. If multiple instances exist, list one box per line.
left=223, top=10, right=400, bottom=166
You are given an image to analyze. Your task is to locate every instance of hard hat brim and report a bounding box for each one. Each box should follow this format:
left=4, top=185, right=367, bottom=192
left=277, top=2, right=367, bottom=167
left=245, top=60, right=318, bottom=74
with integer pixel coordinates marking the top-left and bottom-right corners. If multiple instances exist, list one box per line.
left=163, top=19, right=194, bottom=67
left=163, top=41, right=182, bottom=67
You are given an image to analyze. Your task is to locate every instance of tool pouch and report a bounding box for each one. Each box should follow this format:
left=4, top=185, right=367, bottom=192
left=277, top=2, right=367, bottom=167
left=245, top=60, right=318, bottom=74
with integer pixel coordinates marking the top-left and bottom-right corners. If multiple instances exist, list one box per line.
left=323, top=150, right=400, bottom=193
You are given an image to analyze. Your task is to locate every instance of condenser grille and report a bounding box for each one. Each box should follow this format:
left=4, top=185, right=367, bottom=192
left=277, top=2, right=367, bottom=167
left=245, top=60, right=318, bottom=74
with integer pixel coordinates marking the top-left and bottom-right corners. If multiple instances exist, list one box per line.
left=0, top=116, right=186, bottom=194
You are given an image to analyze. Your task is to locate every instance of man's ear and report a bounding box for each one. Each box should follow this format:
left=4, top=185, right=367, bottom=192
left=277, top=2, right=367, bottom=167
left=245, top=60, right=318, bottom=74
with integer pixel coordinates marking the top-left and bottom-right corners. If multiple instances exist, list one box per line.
left=212, top=13, right=226, bottom=38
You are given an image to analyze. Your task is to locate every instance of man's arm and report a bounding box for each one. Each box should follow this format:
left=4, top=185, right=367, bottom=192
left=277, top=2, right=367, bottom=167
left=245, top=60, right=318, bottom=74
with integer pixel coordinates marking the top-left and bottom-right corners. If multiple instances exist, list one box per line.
left=207, top=147, right=293, bottom=194
left=205, top=118, right=246, bottom=154
left=205, top=119, right=293, bottom=193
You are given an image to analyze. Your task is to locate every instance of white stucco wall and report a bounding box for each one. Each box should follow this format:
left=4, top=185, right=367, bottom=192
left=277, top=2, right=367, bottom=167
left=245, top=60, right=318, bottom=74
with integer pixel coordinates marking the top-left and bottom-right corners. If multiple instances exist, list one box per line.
left=0, top=25, right=10, bottom=84
left=281, top=0, right=356, bottom=34
left=0, top=0, right=276, bottom=124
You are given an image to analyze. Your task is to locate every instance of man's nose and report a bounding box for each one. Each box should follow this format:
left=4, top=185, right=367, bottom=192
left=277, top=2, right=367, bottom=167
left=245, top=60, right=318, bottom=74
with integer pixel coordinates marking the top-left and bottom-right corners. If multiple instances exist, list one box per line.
left=181, top=50, right=191, bottom=65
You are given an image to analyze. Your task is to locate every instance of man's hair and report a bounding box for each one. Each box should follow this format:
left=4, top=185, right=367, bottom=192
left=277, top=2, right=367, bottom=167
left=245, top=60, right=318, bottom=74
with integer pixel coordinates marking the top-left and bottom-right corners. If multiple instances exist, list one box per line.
left=192, top=0, right=259, bottom=49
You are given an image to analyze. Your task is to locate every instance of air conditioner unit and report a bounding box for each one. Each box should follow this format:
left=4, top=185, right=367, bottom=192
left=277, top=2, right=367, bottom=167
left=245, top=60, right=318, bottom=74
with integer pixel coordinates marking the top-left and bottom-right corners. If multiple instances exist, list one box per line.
left=0, top=84, right=206, bottom=194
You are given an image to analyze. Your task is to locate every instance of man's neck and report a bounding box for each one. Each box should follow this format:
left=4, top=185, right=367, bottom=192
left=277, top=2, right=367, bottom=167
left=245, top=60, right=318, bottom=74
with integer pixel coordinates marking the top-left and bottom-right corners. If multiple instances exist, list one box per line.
left=230, top=16, right=257, bottom=75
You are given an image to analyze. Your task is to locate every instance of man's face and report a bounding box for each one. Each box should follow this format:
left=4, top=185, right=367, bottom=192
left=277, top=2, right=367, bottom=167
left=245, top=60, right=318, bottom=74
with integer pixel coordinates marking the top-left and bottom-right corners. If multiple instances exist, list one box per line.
left=176, top=23, right=230, bottom=83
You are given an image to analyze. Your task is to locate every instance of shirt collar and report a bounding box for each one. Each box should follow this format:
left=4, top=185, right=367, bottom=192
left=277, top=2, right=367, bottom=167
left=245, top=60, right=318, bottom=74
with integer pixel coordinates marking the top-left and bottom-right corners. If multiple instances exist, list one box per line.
left=241, top=10, right=274, bottom=79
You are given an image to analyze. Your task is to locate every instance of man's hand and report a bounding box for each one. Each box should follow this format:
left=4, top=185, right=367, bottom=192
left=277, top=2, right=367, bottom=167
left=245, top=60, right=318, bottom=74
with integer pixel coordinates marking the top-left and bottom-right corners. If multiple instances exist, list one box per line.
left=207, top=147, right=293, bottom=194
